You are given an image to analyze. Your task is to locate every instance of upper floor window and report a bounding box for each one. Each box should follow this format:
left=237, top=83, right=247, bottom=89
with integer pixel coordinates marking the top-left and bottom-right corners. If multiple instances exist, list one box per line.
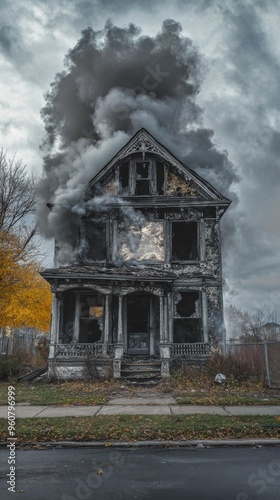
left=85, top=221, right=107, bottom=262
left=118, top=221, right=164, bottom=262
left=171, top=222, right=198, bottom=261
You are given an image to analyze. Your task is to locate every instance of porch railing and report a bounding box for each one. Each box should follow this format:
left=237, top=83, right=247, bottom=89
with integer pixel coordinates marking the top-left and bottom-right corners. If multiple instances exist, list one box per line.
left=170, top=343, right=210, bottom=357
left=53, top=343, right=115, bottom=358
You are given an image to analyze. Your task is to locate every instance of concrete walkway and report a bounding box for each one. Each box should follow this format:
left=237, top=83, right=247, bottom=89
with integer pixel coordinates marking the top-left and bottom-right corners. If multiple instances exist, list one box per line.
left=0, top=395, right=280, bottom=418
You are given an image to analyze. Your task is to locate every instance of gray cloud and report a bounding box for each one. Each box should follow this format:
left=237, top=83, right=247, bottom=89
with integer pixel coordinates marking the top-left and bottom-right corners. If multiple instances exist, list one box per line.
left=1, top=0, right=279, bottom=312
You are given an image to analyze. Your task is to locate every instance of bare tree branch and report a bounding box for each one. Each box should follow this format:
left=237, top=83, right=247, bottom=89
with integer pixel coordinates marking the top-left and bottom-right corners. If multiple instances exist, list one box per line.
left=0, top=149, right=37, bottom=252
left=0, top=149, right=36, bottom=229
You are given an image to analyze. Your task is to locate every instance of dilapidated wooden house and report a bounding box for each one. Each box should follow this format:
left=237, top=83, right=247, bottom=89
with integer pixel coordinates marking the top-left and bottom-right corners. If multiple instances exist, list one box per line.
left=42, top=128, right=230, bottom=380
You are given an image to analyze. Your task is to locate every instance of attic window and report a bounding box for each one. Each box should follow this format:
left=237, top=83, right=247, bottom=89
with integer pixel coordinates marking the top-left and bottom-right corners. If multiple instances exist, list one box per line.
left=173, top=292, right=202, bottom=343
left=135, top=161, right=151, bottom=195
left=171, top=222, right=198, bottom=261
left=156, top=162, right=165, bottom=195
left=119, top=162, right=129, bottom=192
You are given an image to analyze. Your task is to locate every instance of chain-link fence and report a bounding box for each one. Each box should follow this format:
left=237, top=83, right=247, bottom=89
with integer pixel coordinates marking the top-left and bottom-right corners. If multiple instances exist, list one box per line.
left=225, top=340, right=280, bottom=388
left=225, top=342, right=266, bottom=381
left=264, top=341, right=280, bottom=388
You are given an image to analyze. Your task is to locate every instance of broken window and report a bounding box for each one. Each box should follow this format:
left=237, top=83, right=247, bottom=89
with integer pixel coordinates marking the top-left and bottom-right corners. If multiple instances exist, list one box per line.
left=79, top=293, right=104, bottom=343
left=173, top=291, right=202, bottom=343
left=119, top=221, right=164, bottom=262
left=85, top=222, right=106, bottom=261
left=171, top=222, right=198, bottom=261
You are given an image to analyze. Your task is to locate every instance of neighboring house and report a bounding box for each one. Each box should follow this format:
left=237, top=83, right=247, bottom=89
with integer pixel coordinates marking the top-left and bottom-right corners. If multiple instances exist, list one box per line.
left=41, top=129, right=230, bottom=379
left=261, top=322, right=280, bottom=341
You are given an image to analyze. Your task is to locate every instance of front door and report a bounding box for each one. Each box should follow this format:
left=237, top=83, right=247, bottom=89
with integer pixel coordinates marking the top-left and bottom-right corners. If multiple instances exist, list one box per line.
left=127, top=295, right=150, bottom=355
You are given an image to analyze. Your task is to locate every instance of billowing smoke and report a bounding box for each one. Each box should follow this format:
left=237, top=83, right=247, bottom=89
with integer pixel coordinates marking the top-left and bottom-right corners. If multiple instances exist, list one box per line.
left=37, top=19, right=239, bottom=265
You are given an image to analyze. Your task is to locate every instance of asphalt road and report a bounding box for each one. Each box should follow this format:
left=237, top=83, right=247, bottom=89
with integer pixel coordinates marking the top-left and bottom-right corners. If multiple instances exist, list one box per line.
left=1, top=446, right=280, bottom=499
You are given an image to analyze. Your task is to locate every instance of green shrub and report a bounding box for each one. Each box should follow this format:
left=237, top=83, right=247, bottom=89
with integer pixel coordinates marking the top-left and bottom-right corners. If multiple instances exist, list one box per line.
left=0, top=356, right=22, bottom=380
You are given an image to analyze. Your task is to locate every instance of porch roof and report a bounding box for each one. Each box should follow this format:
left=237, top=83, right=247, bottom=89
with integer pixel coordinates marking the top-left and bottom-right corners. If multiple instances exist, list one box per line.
left=41, top=264, right=176, bottom=282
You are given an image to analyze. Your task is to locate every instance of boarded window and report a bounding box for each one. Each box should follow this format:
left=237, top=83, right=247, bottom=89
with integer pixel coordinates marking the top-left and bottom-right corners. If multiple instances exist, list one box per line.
left=173, top=292, right=202, bottom=343
left=79, top=293, right=104, bottom=343
left=172, top=222, right=198, bottom=261
left=85, top=222, right=106, bottom=261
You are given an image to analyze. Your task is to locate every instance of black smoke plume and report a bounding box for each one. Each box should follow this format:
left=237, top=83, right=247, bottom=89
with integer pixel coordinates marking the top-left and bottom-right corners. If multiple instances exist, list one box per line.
left=37, top=19, right=239, bottom=264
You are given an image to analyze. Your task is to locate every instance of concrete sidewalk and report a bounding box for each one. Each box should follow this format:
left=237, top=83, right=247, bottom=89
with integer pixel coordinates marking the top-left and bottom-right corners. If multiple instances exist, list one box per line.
left=0, top=396, right=280, bottom=418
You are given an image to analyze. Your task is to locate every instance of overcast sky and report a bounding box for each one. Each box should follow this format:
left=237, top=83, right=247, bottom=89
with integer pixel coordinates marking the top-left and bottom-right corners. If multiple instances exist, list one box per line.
left=0, top=0, right=279, bottom=313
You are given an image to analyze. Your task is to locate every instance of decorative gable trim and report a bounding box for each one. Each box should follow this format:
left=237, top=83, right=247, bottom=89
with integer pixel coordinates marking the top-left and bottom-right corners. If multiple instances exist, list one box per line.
left=88, top=128, right=230, bottom=203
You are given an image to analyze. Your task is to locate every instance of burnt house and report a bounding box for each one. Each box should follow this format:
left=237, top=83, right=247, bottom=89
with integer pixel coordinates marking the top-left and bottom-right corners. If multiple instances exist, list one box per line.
left=42, top=129, right=230, bottom=379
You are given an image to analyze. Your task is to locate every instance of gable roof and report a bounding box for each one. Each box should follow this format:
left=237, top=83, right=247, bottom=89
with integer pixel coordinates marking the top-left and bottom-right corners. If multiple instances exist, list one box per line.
left=88, top=128, right=231, bottom=204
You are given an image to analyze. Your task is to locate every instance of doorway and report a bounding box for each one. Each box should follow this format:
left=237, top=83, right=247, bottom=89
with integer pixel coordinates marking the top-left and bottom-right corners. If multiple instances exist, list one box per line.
left=127, top=294, right=150, bottom=355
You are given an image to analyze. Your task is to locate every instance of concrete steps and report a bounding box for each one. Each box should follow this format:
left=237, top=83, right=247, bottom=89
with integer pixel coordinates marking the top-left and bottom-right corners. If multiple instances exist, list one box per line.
left=121, top=360, right=161, bottom=387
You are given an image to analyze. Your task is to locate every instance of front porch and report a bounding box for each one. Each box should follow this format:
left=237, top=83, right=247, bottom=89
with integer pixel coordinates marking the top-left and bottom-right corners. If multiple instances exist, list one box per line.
left=48, top=341, right=211, bottom=380
left=45, top=274, right=215, bottom=380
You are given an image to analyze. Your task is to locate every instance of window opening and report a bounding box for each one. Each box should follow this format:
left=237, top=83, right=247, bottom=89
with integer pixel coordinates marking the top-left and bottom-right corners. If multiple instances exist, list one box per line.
left=172, top=222, right=198, bottom=261
left=85, top=222, right=106, bottom=261
left=79, top=293, right=104, bottom=343
left=173, top=292, right=202, bottom=343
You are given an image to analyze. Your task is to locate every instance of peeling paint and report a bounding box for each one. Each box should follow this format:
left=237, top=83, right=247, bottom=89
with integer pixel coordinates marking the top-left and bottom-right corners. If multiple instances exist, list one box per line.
left=103, top=178, right=117, bottom=196
left=166, top=171, right=199, bottom=197
left=42, top=132, right=230, bottom=378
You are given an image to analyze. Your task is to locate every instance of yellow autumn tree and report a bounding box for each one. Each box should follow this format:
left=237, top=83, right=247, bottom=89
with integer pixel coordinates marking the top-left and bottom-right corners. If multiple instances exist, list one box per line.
left=0, top=150, right=52, bottom=331
left=0, top=230, right=52, bottom=331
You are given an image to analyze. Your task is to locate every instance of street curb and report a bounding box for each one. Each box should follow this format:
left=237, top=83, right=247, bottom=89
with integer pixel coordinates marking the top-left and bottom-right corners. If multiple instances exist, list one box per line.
left=2, top=439, right=280, bottom=448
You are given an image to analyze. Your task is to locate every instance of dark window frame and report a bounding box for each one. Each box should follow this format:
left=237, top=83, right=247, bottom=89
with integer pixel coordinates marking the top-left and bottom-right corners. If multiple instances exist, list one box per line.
left=170, top=221, right=199, bottom=262
left=173, top=291, right=202, bottom=344
left=84, top=220, right=108, bottom=263
left=117, top=157, right=166, bottom=196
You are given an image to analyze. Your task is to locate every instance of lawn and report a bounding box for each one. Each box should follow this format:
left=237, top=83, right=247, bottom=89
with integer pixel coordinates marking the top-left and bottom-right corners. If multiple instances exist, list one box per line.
left=0, top=381, right=120, bottom=406
left=175, top=393, right=280, bottom=406
left=0, top=378, right=280, bottom=406
left=0, top=414, right=280, bottom=442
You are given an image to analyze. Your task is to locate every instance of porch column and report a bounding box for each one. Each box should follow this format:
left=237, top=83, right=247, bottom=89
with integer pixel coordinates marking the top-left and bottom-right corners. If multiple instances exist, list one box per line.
left=117, top=295, right=123, bottom=344
left=202, top=291, right=208, bottom=343
left=159, top=294, right=170, bottom=379
left=159, top=296, right=164, bottom=343
left=49, top=293, right=60, bottom=358
left=166, top=292, right=172, bottom=342
left=104, top=295, right=110, bottom=344
left=103, top=295, right=110, bottom=356
left=114, top=295, right=124, bottom=378
left=73, top=293, right=80, bottom=343
left=163, top=295, right=168, bottom=343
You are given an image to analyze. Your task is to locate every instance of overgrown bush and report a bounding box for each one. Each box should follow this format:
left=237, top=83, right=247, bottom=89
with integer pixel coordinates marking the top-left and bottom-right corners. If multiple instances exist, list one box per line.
left=83, top=352, right=101, bottom=381
left=34, top=334, right=50, bottom=363
left=170, top=345, right=266, bottom=390
left=0, top=354, right=25, bottom=380
left=206, top=347, right=265, bottom=384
